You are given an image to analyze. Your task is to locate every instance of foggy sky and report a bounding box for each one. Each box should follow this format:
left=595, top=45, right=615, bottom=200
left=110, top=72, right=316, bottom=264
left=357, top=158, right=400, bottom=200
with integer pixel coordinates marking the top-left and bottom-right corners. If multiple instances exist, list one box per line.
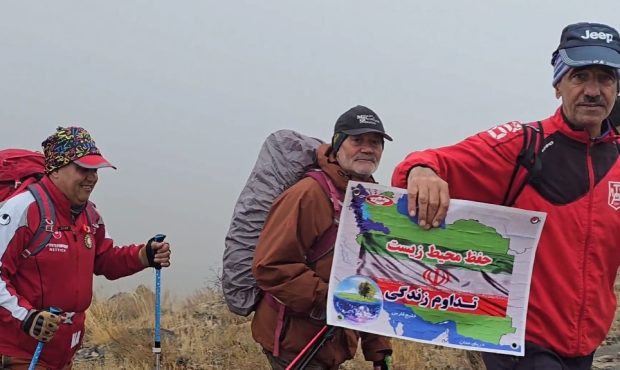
left=1, top=1, right=617, bottom=297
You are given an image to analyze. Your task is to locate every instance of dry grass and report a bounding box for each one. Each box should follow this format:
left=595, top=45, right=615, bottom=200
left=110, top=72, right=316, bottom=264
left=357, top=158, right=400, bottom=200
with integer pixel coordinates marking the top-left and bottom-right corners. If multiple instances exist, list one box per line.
left=72, top=275, right=620, bottom=369
left=74, top=286, right=481, bottom=370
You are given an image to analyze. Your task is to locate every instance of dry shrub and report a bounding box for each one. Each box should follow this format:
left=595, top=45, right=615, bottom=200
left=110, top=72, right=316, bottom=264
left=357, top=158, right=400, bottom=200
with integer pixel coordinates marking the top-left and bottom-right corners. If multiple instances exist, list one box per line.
left=76, top=286, right=483, bottom=370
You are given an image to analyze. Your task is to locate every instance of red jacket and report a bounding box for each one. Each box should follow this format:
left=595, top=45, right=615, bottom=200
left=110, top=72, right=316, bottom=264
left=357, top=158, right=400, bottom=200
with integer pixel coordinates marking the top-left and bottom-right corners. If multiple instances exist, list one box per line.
left=392, top=107, right=620, bottom=357
left=0, top=176, right=146, bottom=369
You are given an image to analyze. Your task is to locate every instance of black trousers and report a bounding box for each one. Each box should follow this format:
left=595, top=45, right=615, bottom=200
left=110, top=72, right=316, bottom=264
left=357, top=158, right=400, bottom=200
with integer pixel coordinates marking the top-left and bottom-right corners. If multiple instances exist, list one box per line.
left=482, top=341, right=594, bottom=370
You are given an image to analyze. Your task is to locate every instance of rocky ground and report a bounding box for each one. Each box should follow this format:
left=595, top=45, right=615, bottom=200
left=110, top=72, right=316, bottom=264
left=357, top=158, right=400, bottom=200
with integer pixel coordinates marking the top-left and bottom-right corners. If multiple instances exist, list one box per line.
left=592, top=277, right=620, bottom=369
left=593, top=343, right=620, bottom=370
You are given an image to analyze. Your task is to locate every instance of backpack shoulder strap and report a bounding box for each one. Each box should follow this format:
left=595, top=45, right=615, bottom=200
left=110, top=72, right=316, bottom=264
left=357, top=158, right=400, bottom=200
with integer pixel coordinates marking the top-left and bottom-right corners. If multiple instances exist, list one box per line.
left=22, top=183, right=56, bottom=259
left=502, top=121, right=544, bottom=206
left=305, top=170, right=343, bottom=213
left=304, top=170, right=343, bottom=263
left=265, top=170, right=342, bottom=355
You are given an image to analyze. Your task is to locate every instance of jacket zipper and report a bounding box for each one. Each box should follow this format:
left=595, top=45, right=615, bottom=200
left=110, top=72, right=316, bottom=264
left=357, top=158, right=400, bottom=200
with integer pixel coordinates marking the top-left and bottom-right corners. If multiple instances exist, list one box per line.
left=577, top=141, right=595, bottom=353
left=72, top=217, right=79, bottom=309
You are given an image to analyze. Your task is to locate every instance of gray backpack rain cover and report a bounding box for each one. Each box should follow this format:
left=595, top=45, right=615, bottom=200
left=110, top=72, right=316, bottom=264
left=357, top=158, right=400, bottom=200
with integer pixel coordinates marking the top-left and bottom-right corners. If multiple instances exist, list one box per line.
left=222, top=129, right=323, bottom=316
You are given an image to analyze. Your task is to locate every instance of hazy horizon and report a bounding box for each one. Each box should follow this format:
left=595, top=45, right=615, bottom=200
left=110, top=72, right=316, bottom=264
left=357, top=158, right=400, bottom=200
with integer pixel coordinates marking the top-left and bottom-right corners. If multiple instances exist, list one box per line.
left=1, top=1, right=618, bottom=298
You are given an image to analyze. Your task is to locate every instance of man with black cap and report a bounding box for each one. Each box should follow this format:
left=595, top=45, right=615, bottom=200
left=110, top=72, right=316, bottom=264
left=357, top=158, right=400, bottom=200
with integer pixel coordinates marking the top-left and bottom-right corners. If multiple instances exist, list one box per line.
left=252, top=106, right=393, bottom=370
left=392, top=22, right=620, bottom=370
left=0, top=126, right=171, bottom=369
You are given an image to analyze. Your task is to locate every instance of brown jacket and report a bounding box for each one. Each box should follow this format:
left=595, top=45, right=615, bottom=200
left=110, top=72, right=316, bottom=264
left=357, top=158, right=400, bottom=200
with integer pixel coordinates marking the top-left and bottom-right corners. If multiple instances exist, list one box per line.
left=251, top=144, right=391, bottom=368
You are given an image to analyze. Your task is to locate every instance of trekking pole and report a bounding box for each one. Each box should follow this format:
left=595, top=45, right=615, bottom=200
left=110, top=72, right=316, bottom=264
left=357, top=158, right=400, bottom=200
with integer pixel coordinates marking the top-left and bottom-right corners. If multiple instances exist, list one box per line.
left=151, top=234, right=166, bottom=370
left=285, top=325, right=336, bottom=370
left=29, top=306, right=61, bottom=370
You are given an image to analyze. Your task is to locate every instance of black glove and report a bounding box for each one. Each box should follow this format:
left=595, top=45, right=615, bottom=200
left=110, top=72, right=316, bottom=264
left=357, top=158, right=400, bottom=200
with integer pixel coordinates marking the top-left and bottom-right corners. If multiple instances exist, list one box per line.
left=22, top=309, right=61, bottom=342
left=145, top=236, right=161, bottom=269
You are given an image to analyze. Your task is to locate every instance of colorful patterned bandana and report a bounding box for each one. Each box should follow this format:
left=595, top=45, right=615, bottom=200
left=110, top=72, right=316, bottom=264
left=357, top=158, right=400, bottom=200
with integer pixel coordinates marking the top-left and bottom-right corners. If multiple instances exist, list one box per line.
left=42, top=126, right=112, bottom=173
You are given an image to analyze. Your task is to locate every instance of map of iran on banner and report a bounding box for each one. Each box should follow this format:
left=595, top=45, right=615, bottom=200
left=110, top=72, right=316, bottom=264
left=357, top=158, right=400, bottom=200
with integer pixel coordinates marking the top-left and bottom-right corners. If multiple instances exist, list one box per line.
left=326, top=182, right=546, bottom=356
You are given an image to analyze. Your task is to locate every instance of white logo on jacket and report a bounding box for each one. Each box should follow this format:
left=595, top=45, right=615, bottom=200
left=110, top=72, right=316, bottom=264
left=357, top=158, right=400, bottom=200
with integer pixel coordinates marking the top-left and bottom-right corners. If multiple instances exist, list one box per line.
left=608, top=181, right=620, bottom=210
left=47, top=243, right=69, bottom=253
left=71, top=330, right=81, bottom=348
left=541, top=141, right=554, bottom=153
left=486, top=121, right=522, bottom=140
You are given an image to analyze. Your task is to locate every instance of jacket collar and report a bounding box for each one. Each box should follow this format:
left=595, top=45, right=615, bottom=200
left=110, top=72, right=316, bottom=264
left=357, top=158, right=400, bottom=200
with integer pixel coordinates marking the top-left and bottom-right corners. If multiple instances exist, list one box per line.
left=549, top=106, right=618, bottom=144
left=40, top=175, right=74, bottom=217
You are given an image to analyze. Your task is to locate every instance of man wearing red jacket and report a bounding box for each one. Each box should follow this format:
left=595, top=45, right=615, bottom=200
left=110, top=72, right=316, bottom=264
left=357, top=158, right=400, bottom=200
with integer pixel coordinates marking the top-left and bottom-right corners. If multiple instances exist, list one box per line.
left=392, top=22, right=620, bottom=370
left=0, top=126, right=171, bottom=370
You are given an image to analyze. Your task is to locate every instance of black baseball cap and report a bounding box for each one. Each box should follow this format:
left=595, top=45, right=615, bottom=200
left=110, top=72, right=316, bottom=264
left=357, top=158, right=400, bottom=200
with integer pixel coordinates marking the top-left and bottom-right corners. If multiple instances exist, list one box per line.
left=554, top=22, right=620, bottom=68
left=333, top=105, right=393, bottom=141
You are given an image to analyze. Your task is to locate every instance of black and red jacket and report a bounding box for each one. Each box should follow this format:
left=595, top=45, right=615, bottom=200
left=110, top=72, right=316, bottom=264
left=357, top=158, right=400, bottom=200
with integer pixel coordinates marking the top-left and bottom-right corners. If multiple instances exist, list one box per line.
left=392, top=107, right=620, bottom=356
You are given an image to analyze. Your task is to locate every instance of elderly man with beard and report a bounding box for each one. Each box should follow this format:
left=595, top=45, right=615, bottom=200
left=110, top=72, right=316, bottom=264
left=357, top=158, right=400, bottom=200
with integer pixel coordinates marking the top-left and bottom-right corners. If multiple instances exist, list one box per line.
left=392, top=22, right=620, bottom=370
left=251, top=105, right=394, bottom=370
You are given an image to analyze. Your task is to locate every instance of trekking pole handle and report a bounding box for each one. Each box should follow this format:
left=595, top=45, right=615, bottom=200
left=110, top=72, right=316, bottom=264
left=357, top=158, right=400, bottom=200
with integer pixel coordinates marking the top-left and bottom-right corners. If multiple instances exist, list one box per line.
left=151, top=233, right=166, bottom=271
left=29, top=307, right=62, bottom=370
left=152, top=234, right=165, bottom=370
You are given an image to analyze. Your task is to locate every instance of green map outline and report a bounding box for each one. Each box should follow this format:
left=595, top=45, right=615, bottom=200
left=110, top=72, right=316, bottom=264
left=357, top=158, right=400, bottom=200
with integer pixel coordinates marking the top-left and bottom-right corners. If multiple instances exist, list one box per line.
left=356, top=192, right=517, bottom=344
